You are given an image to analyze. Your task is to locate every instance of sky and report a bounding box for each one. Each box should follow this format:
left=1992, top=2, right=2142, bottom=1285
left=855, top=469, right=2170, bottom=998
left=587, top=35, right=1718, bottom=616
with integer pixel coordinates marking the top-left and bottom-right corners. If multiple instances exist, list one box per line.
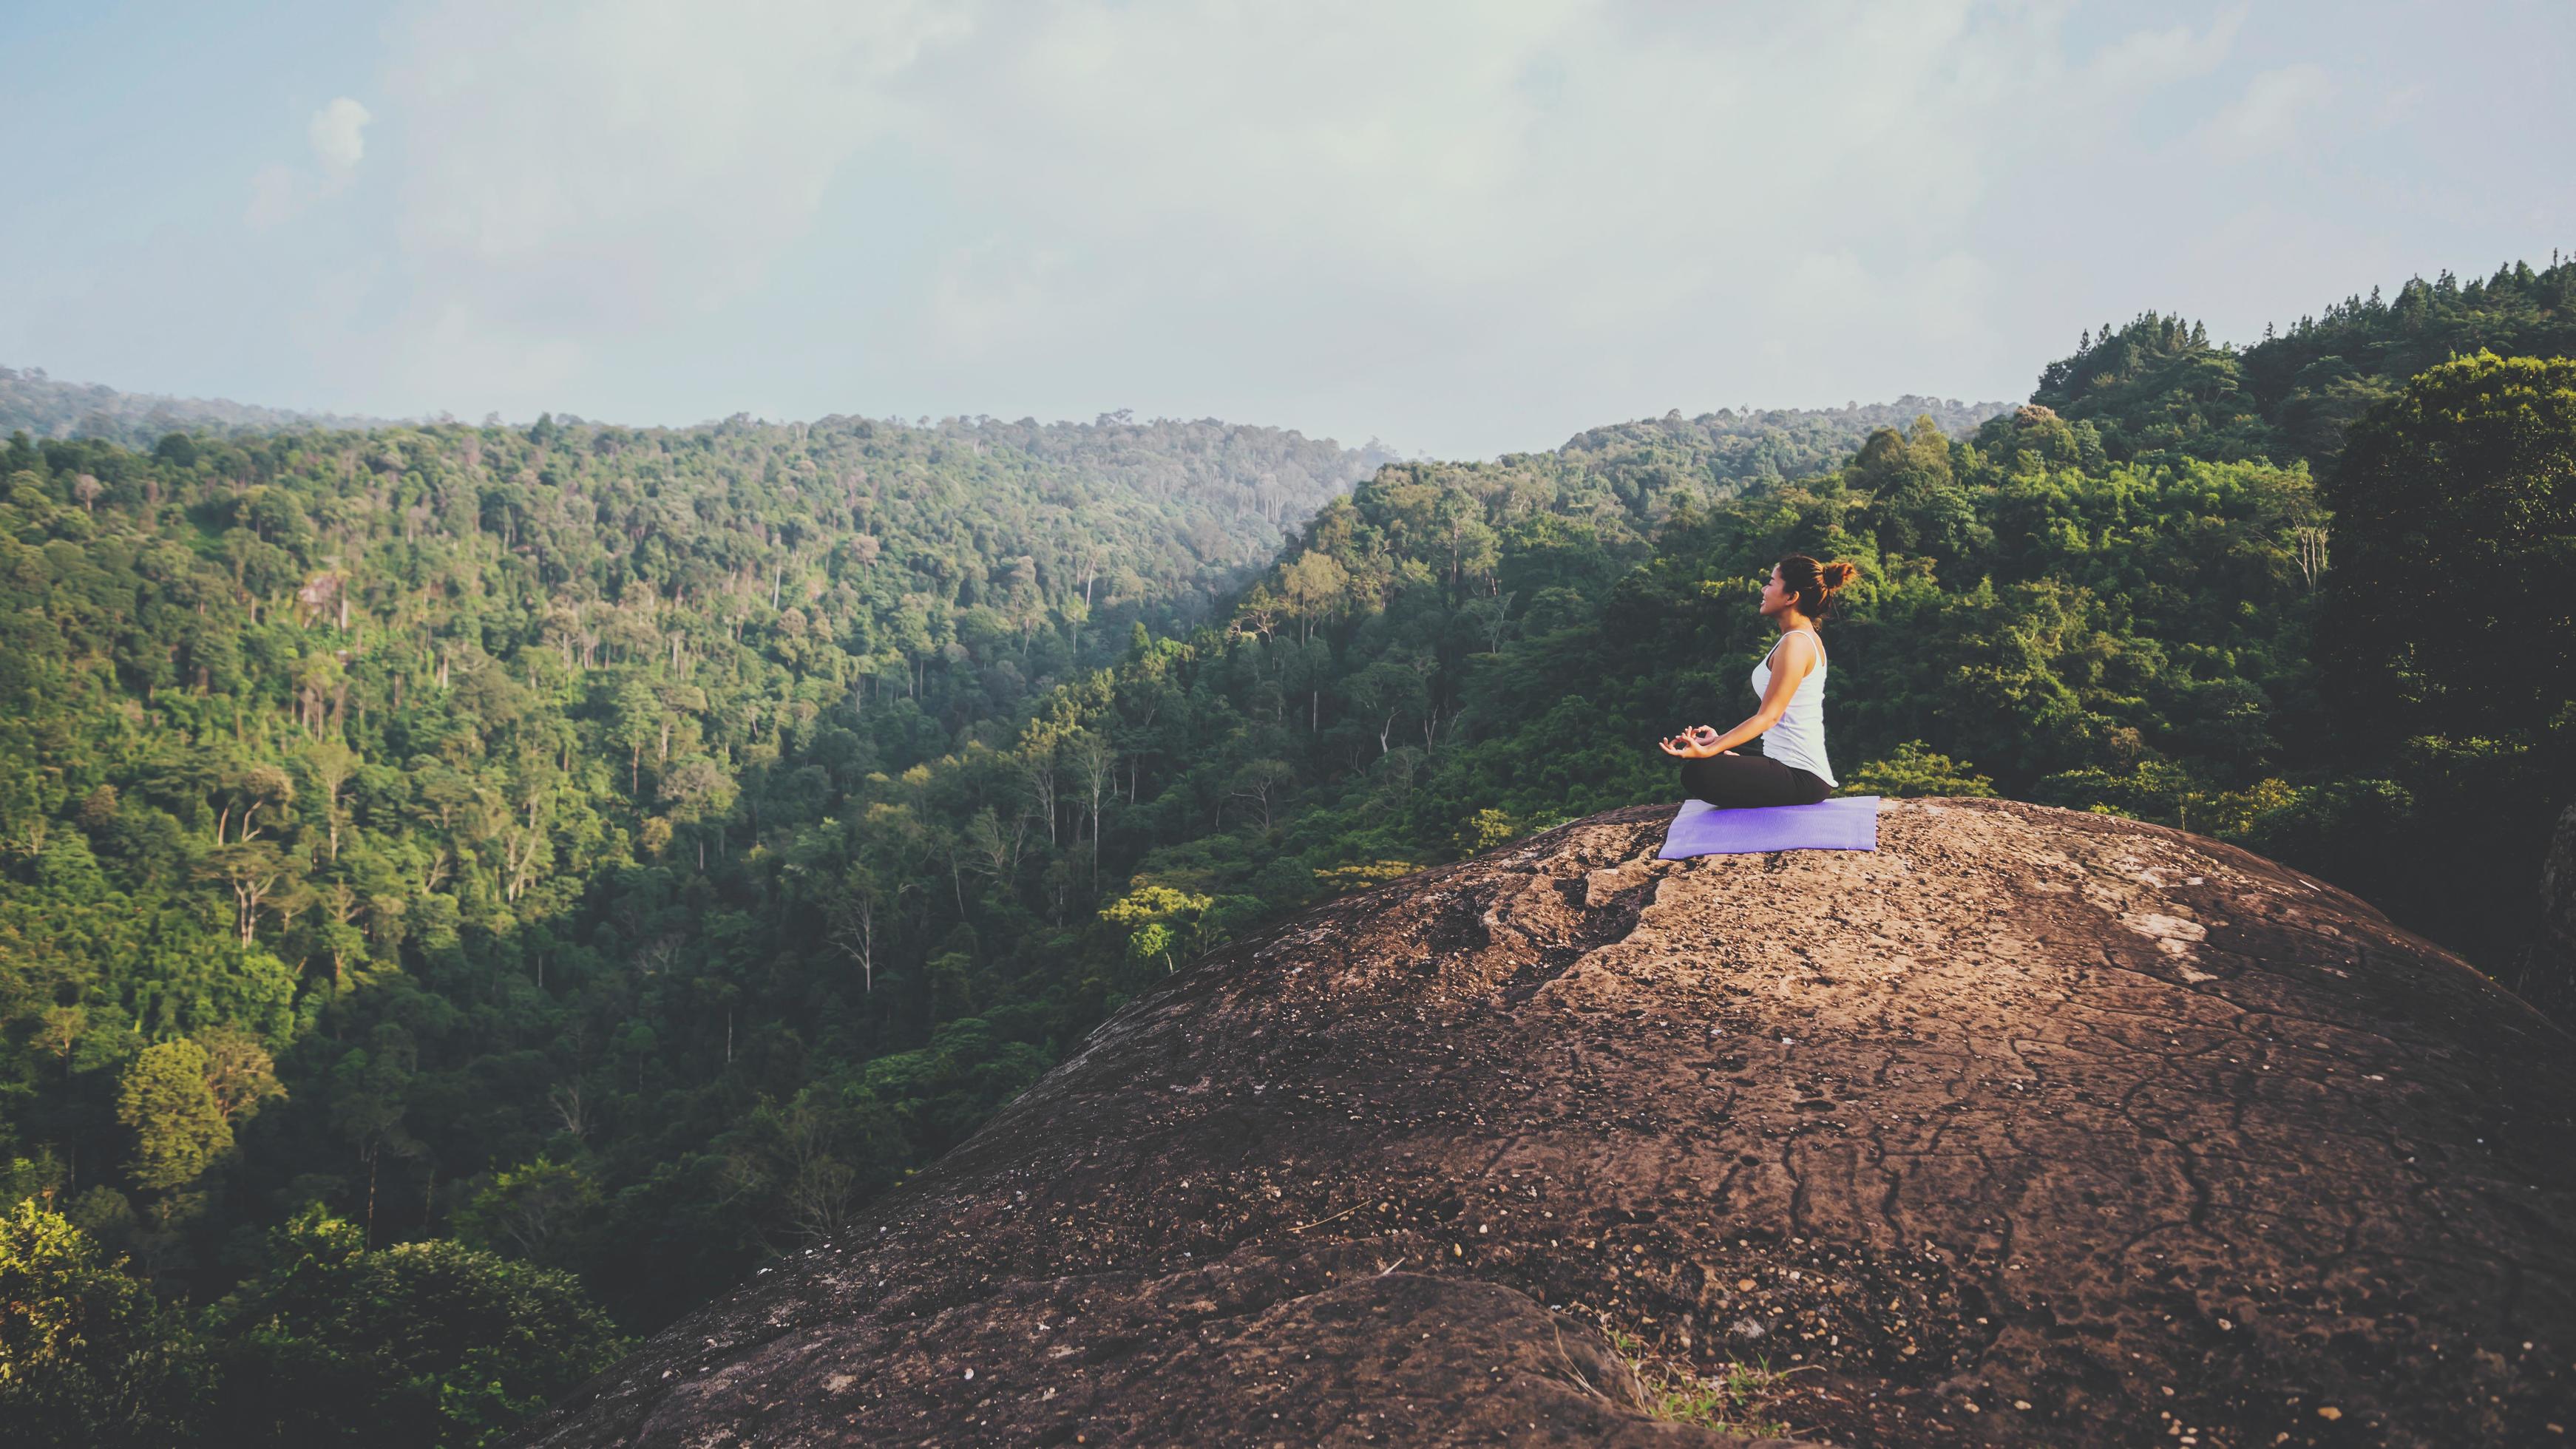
left=4, top=0, right=2572, bottom=460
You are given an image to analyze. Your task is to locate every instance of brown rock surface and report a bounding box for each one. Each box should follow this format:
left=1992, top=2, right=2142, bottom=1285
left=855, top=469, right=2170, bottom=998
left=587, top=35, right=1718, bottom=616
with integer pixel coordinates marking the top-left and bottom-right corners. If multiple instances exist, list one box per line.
left=513, top=799, right=2576, bottom=1448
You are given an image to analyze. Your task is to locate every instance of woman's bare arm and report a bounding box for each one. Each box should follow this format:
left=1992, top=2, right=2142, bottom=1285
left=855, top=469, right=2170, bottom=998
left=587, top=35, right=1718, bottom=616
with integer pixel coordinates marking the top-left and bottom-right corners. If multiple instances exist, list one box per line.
left=1658, top=633, right=1817, bottom=759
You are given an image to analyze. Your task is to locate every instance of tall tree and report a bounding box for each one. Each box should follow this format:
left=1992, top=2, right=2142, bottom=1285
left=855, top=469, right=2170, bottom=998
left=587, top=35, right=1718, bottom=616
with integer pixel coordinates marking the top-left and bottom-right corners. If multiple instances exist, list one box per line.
left=115, top=1043, right=230, bottom=1193
left=2320, top=351, right=2576, bottom=744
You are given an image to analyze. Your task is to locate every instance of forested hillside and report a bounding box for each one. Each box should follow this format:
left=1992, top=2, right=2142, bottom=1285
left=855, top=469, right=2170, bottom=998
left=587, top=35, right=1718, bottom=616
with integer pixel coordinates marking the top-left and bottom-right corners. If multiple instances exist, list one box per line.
left=2036, top=255, right=2576, bottom=468
left=1553, top=395, right=2008, bottom=495
left=0, top=265, right=2569, bottom=1447
left=0, top=409, right=1397, bottom=1442
left=0, top=365, right=393, bottom=451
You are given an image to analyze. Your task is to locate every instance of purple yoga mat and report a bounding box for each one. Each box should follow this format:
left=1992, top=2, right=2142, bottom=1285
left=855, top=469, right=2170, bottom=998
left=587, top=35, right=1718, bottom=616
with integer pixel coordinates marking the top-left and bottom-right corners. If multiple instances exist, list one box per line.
left=1656, top=796, right=1880, bottom=858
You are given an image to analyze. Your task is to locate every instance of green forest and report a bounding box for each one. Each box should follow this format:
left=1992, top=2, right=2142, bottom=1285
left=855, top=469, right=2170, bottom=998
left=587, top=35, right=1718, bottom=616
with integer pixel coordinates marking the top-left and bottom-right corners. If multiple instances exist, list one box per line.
left=3, top=259, right=2571, bottom=1447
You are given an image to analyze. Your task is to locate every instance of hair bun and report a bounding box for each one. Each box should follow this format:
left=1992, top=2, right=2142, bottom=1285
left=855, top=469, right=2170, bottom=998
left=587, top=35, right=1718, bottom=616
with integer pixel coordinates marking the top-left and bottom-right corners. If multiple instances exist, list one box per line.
left=1820, top=560, right=1859, bottom=591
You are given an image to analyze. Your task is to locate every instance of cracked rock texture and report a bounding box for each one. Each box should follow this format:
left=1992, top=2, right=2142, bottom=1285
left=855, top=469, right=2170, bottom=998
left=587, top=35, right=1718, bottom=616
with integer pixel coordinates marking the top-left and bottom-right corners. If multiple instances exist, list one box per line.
left=511, top=799, right=2576, bottom=1448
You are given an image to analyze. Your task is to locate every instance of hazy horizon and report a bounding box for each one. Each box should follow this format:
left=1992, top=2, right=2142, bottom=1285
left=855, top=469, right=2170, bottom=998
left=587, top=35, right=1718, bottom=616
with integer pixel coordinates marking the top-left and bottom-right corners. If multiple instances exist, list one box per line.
left=0, top=358, right=2018, bottom=461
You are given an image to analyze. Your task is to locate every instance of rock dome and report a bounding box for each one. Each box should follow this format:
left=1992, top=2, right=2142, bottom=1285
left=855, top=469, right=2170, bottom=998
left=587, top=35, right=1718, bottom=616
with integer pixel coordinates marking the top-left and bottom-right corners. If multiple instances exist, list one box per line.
left=512, top=799, right=2575, bottom=1447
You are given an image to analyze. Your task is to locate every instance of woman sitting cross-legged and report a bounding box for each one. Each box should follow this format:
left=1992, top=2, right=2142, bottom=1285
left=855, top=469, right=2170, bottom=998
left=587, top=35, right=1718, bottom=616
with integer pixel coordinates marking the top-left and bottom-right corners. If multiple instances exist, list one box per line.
left=1657, top=554, right=1858, bottom=808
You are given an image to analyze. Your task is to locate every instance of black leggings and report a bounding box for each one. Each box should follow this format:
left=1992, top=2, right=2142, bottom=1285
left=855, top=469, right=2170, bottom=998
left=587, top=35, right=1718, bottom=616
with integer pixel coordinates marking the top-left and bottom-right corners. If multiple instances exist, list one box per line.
left=1678, top=753, right=1831, bottom=808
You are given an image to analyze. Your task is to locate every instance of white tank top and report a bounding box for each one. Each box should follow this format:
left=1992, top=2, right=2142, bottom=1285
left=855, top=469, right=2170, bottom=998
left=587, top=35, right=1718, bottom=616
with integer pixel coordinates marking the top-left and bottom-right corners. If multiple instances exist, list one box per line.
left=1751, top=628, right=1835, bottom=787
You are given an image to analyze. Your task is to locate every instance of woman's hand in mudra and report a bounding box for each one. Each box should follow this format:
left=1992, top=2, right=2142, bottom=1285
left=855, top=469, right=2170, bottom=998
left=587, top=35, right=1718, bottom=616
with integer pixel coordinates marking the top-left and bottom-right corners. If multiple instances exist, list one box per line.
left=1658, top=725, right=1728, bottom=759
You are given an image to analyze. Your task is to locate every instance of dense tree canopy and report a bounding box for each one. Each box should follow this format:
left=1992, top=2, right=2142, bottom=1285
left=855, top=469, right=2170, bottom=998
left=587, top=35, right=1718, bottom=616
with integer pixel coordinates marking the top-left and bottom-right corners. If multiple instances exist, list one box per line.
left=2, top=261, right=2569, bottom=1444
left=2319, top=352, right=2576, bottom=744
left=2037, top=257, right=2576, bottom=469
left=0, top=1200, right=206, bottom=1448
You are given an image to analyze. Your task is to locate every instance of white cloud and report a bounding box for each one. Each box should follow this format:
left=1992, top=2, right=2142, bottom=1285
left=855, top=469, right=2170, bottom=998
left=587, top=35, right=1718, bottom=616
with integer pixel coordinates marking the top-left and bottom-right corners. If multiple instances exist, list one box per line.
left=861, top=0, right=2245, bottom=447
left=2199, top=63, right=2333, bottom=156
left=309, top=97, right=374, bottom=178
left=287, top=0, right=2263, bottom=443
left=314, top=0, right=971, bottom=415
left=2084, top=6, right=2245, bottom=97
left=388, top=0, right=966, bottom=311
left=243, top=98, right=374, bottom=231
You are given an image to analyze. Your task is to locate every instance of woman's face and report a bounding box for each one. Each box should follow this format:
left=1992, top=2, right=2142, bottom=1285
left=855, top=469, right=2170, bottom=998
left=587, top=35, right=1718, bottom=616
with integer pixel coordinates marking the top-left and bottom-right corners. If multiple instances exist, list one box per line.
left=1756, top=566, right=1786, bottom=617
